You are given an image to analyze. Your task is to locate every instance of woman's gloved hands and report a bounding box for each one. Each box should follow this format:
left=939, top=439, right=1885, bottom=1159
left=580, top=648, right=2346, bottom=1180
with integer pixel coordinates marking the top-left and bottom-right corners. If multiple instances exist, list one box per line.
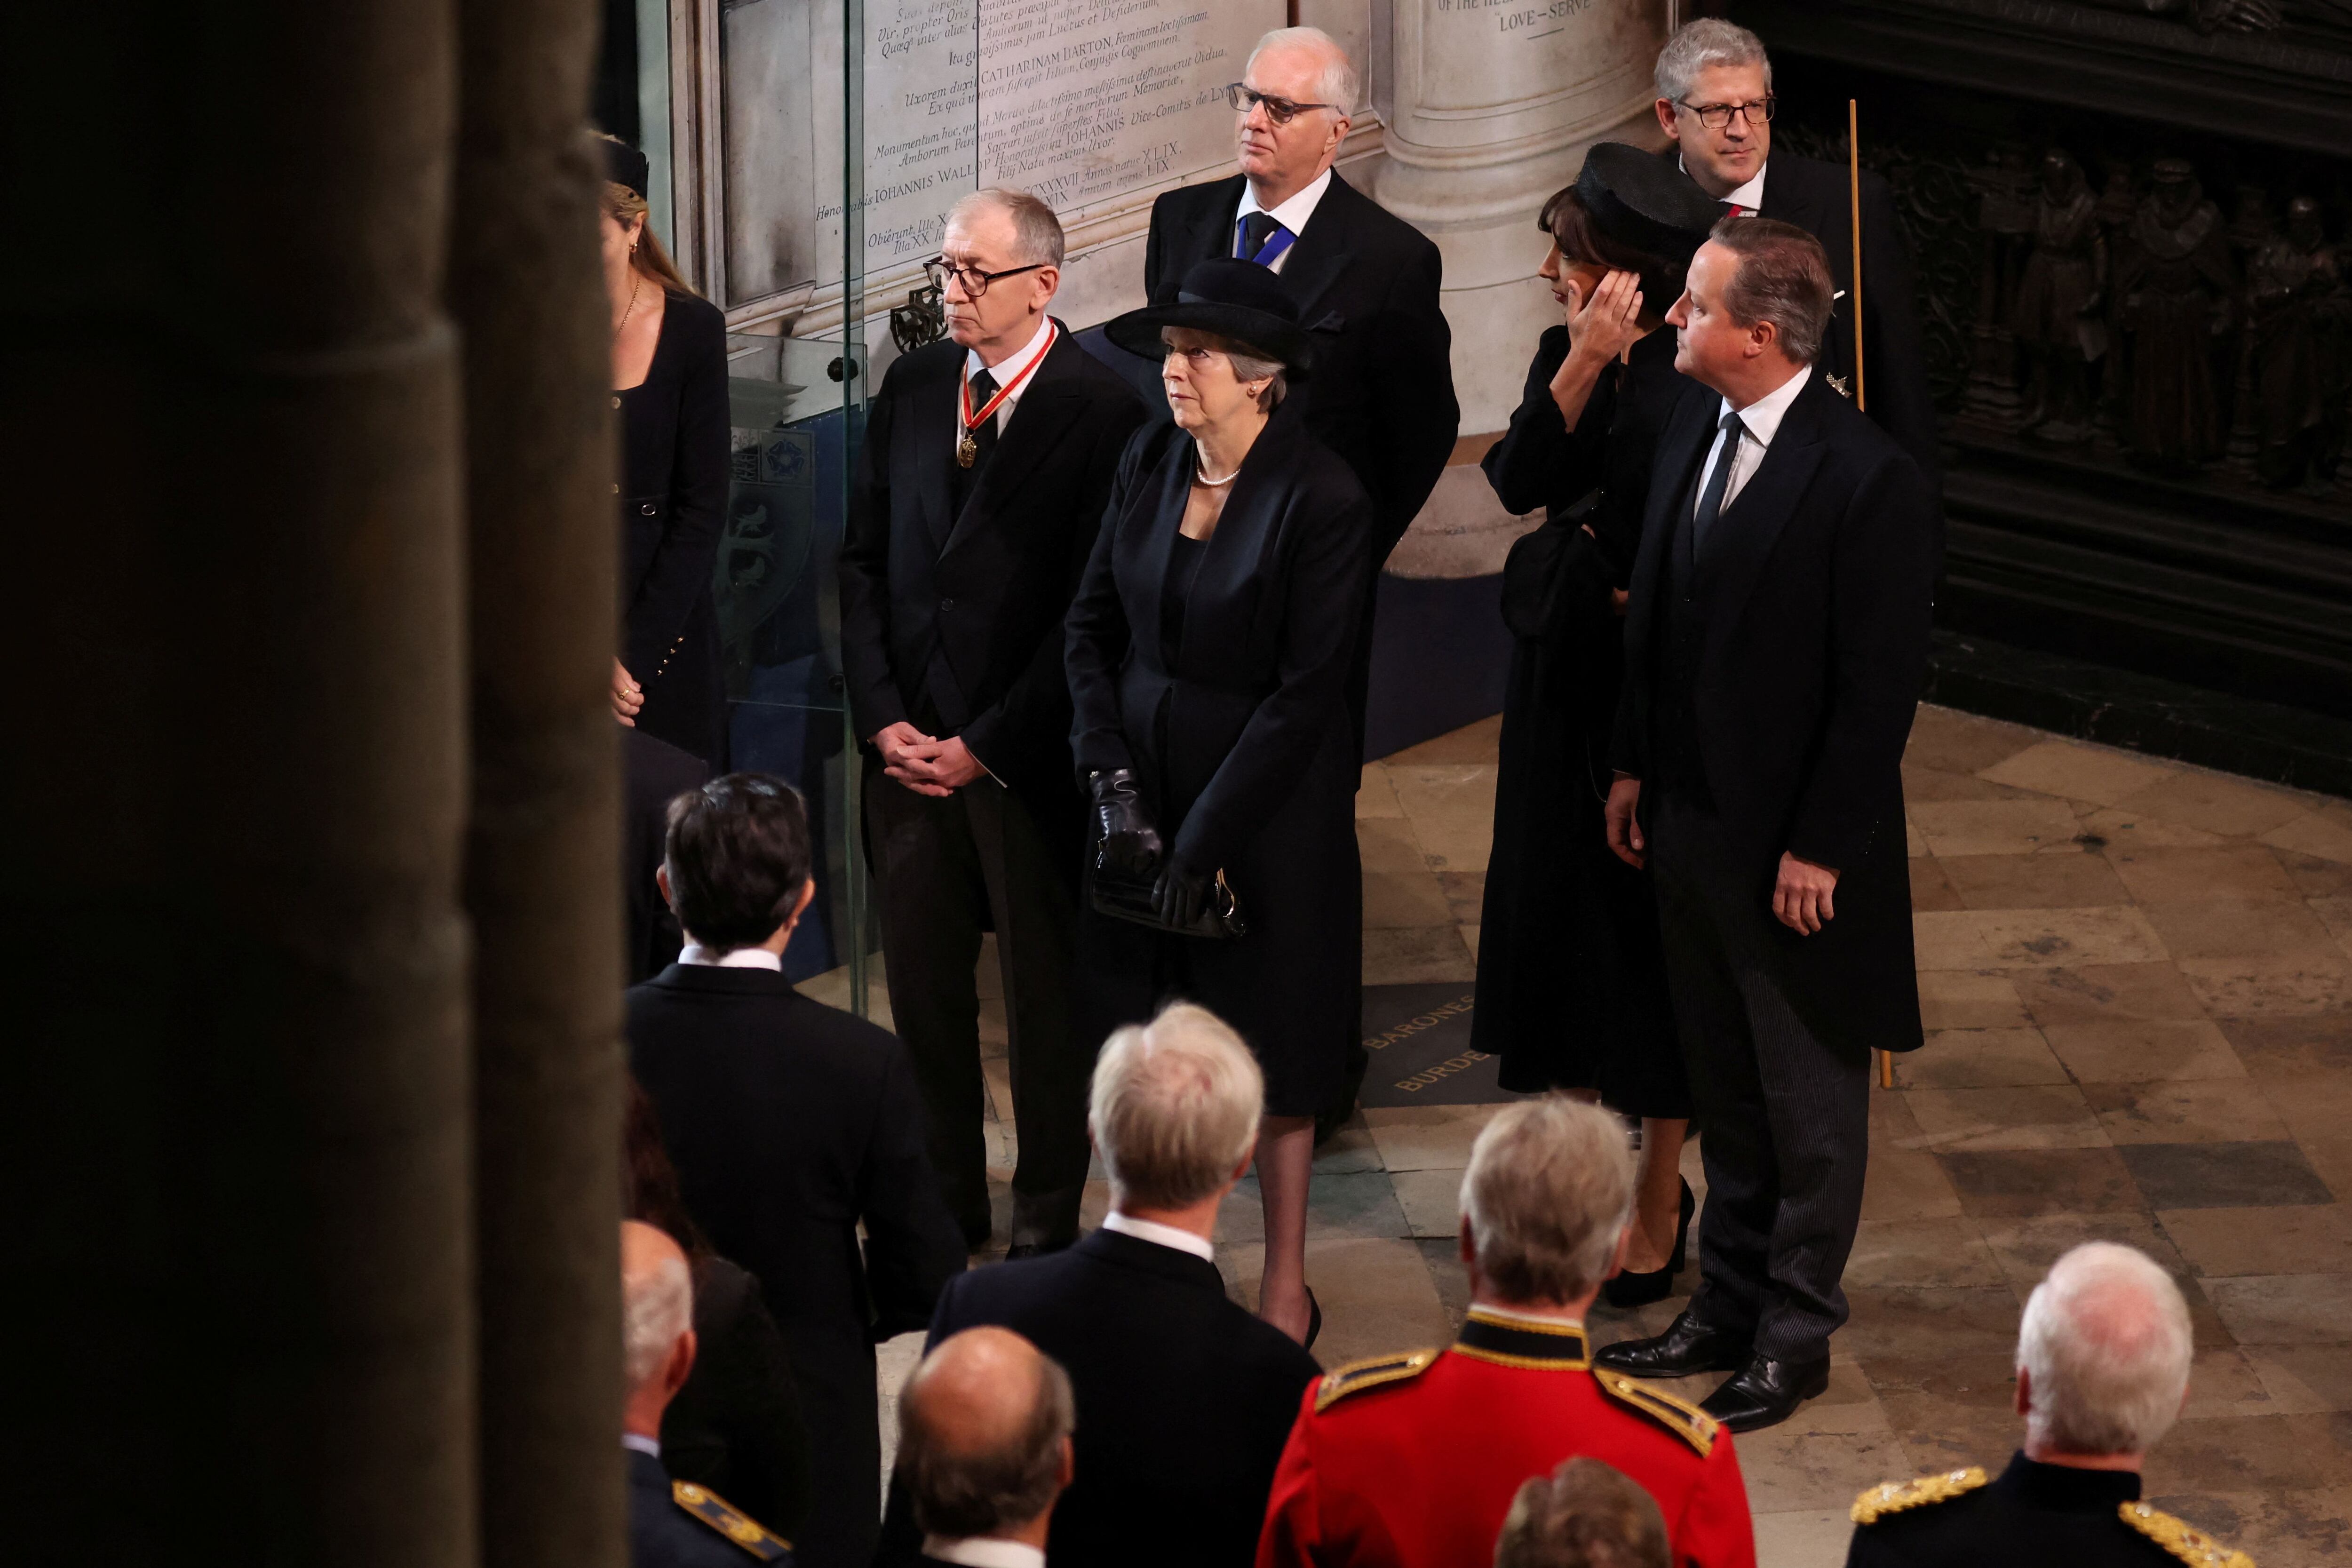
left=1150, top=864, right=1217, bottom=928
left=1089, top=769, right=1162, bottom=877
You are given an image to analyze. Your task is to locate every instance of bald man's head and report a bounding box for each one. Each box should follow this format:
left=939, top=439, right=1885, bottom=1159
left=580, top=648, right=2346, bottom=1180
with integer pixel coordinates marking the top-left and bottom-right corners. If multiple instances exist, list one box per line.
left=896, top=1328, right=1074, bottom=1542
left=621, top=1220, right=696, bottom=1433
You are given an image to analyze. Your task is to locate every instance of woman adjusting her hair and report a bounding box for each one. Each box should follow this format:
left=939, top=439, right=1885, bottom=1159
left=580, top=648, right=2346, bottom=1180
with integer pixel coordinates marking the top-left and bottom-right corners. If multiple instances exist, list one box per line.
left=1067, top=258, right=1375, bottom=1347
left=602, top=133, right=729, bottom=767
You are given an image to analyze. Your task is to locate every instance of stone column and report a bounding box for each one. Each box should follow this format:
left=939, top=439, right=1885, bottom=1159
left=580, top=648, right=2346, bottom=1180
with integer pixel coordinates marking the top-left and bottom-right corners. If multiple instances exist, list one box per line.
left=10, top=0, right=476, bottom=1561
left=449, top=0, right=629, bottom=1566
left=1377, top=0, right=1672, bottom=439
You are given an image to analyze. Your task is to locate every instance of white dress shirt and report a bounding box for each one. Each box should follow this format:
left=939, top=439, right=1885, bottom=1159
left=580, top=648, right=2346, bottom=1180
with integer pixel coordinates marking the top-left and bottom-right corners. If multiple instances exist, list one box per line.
left=678, top=943, right=783, bottom=971
left=1234, top=167, right=1333, bottom=274
left=1682, top=152, right=1767, bottom=216
left=960, top=313, right=1055, bottom=439
left=922, top=1537, right=1047, bottom=1568
left=1100, top=1210, right=1216, bottom=1264
left=622, top=1432, right=662, bottom=1458
left=1692, top=361, right=1812, bottom=519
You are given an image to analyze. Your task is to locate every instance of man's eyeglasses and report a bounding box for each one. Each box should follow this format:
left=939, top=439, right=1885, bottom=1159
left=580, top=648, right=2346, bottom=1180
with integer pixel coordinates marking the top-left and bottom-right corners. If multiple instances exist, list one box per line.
left=922, top=256, right=1049, bottom=298
left=1676, top=96, right=1776, bottom=130
left=1224, top=83, right=1336, bottom=127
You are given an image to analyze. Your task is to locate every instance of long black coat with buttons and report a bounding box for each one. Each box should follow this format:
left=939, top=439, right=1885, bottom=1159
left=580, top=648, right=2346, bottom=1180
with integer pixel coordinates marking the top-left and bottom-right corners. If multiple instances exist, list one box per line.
left=620, top=290, right=730, bottom=766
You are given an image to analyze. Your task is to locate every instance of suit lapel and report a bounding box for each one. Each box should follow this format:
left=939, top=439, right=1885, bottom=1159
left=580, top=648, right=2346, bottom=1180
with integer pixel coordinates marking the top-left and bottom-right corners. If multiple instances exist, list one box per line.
left=1633, top=384, right=1718, bottom=620
left=910, top=350, right=962, bottom=553
left=1270, top=172, right=1359, bottom=327
left=1164, top=177, right=1244, bottom=299
left=1702, top=372, right=1834, bottom=638
left=942, top=325, right=1088, bottom=557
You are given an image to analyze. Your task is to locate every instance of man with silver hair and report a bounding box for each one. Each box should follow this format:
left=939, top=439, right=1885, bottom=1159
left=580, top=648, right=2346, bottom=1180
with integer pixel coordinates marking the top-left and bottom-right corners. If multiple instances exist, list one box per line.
left=1845, top=1242, right=2253, bottom=1568
left=893, top=1327, right=1075, bottom=1568
left=876, top=1003, right=1319, bottom=1568
left=1139, top=24, right=1459, bottom=756
left=620, top=1220, right=795, bottom=1566
left=1257, top=1098, right=1753, bottom=1568
left=1649, top=19, right=1939, bottom=487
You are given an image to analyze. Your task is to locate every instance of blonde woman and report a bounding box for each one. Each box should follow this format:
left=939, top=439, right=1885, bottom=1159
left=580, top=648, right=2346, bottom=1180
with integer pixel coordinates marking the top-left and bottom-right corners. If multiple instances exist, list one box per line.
left=602, top=135, right=728, bottom=766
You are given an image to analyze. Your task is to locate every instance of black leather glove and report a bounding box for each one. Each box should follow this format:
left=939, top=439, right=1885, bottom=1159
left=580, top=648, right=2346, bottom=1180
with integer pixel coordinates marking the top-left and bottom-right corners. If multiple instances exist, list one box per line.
left=1089, top=769, right=1162, bottom=877
left=1151, top=863, right=1215, bottom=929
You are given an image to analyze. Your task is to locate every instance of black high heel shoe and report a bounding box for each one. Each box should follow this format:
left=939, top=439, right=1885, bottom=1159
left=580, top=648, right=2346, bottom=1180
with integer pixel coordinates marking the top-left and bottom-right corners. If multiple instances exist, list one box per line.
left=1305, top=1286, right=1323, bottom=1351
left=1601, top=1178, right=1694, bottom=1309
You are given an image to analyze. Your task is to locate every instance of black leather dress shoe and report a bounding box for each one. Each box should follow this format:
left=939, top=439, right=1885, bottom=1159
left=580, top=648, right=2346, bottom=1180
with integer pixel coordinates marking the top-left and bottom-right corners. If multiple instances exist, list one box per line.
left=1591, top=1310, right=1751, bottom=1379
left=1699, top=1353, right=1830, bottom=1432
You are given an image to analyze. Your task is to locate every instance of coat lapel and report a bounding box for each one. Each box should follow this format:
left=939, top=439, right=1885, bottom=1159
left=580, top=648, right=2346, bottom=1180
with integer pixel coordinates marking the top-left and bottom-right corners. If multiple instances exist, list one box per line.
left=1163, top=178, right=1244, bottom=299
left=1269, top=172, right=1360, bottom=328
left=942, top=325, right=1088, bottom=557
left=910, top=350, right=962, bottom=553
left=1701, top=371, right=1834, bottom=638
left=1630, top=384, right=1718, bottom=630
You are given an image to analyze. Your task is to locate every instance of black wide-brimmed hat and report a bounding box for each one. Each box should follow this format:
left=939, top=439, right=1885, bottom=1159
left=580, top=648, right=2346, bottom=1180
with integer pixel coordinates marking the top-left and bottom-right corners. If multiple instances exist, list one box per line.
left=602, top=136, right=651, bottom=200
left=1103, top=258, right=1314, bottom=381
left=1574, top=141, right=1724, bottom=269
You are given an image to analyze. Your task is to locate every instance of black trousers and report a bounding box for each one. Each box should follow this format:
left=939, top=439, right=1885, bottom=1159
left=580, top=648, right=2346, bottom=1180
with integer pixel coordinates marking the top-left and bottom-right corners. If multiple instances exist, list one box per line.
left=1649, top=790, right=1870, bottom=1363
left=862, top=758, right=1089, bottom=1246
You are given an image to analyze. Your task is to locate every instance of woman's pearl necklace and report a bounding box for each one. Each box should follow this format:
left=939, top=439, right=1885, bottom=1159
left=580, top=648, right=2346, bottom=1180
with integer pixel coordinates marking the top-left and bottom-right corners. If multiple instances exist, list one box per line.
left=1194, top=451, right=1241, bottom=487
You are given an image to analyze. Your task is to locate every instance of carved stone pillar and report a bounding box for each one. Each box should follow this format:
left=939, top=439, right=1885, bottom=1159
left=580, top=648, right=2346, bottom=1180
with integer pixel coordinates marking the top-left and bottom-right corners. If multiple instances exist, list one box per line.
left=1376, top=0, right=1672, bottom=437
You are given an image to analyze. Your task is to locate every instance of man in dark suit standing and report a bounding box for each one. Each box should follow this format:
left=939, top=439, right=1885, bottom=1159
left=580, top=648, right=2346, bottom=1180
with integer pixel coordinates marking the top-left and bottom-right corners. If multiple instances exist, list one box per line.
left=1142, top=25, right=1459, bottom=727
left=1596, top=220, right=1938, bottom=1432
left=1651, top=19, right=1940, bottom=490
left=878, top=1003, right=1320, bottom=1568
left=841, top=187, right=1146, bottom=1257
left=629, top=776, right=966, bottom=1568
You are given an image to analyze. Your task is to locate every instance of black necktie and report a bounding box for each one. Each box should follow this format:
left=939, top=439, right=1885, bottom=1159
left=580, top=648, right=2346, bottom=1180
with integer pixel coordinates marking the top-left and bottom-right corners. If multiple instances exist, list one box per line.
left=1238, top=211, right=1282, bottom=264
left=1690, top=410, right=1748, bottom=558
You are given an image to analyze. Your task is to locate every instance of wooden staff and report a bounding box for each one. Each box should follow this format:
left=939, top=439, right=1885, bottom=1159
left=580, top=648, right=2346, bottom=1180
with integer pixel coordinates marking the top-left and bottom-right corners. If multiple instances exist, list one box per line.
left=1849, top=98, right=1867, bottom=414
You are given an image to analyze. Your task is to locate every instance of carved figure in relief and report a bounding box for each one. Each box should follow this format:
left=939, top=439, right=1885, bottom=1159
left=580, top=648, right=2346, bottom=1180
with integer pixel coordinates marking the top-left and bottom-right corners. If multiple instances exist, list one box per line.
left=2113, top=159, right=2235, bottom=470
left=2012, top=150, right=2106, bottom=444
left=2246, top=196, right=2346, bottom=490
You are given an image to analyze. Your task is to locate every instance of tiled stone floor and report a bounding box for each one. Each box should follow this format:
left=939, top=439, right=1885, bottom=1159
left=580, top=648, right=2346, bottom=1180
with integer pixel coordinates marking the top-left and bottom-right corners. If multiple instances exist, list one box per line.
left=859, top=704, right=2352, bottom=1566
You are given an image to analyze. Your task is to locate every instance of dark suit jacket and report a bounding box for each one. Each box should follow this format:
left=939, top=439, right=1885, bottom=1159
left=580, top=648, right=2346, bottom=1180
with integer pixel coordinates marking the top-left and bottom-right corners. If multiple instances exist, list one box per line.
left=1613, top=370, right=1938, bottom=1051
left=623, top=727, right=708, bottom=983
left=839, top=322, right=1146, bottom=820
left=1752, top=152, right=1943, bottom=492
left=628, top=1445, right=792, bottom=1568
left=1144, top=171, right=1457, bottom=560
left=878, top=1228, right=1321, bottom=1568
left=662, top=1255, right=811, bottom=1542
left=627, top=964, right=965, bottom=1568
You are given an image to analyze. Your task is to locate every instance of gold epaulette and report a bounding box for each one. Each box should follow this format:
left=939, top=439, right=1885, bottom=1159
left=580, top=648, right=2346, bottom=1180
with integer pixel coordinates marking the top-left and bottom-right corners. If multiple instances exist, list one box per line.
left=673, top=1480, right=793, bottom=1561
left=2118, top=1501, right=2254, bottom=1568
left=1850, top=1467, right=1988, bottom=1524
left=1312, top=1347, right=1439, bottom=1413
left=1593, top=1371, right=1719, bottom=1457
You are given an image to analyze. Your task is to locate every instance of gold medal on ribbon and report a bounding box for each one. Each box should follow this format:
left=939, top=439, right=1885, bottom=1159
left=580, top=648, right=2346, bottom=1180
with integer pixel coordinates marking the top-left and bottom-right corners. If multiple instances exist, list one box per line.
left=956, top=430, right=978, bottom=468
left=957, top=322, right=1059, bottom=472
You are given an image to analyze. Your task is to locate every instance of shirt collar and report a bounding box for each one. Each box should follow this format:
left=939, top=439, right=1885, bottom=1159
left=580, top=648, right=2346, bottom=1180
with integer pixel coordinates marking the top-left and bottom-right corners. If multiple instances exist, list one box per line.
left=1681, top=151, right=1767, bottom=213
left=1100, top=1210, right=1216, bottom=1264
left=679, top=943, right=783, bottom=971
left=1720, top=360, right=1812, bottom=446
left=1237, top=166, right=1333, bottom=238
left=922, top=1537, right=1047, bottom=1568
left=966, top=313, right=1055, bottom=385
left=621, top=1432, right=662, bottom=1458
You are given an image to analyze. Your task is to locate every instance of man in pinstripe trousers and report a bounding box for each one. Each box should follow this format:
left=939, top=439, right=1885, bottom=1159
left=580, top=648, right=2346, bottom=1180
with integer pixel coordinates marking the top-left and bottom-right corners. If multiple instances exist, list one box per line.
left=1596, top=220, right=1940, bottom=1432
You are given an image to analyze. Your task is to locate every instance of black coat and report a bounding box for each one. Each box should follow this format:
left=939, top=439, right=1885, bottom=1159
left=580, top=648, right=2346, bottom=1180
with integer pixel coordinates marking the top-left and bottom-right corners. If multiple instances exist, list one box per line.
left=626, top=965, right=966, bottom=1568
left=621, top=291, right=731, bottom=766
left=662, top=1255, right=811, bottom=1543
left=1474, top=328, right=1687, bottom=1114
left=877, top=1228, right=1320, bottom=1568
left=1065, top=410, right=1373, bottom=1113
left=623, top=727, right=708, bottom=984
left=1613, top=370, right=1938, bottom=1053
left=1144, top=172, right=1457, bottom=560
left=1750, top=152, right=1943, bottom=493
left=840, top=323, right=1146, bottom=836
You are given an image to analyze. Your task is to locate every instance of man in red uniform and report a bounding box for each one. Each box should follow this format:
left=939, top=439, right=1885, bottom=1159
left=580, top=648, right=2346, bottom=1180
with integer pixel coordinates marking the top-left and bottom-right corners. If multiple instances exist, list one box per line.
left=1255, top=1098, right=1754, bottom=1568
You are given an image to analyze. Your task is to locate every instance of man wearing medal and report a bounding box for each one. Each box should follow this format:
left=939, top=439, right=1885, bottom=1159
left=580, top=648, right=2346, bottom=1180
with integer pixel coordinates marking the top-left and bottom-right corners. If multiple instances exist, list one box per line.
left=841, top=188, right=1148, bottom=1258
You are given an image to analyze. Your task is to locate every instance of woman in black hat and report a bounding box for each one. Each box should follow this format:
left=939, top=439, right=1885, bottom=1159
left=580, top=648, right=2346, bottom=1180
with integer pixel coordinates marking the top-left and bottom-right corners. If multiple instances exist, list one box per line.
left=1067, top=258, right=1375, bottom=1345
left=1473, top=144, right=1722, bottom=1306
left=601, top=132, right=729, bottom=767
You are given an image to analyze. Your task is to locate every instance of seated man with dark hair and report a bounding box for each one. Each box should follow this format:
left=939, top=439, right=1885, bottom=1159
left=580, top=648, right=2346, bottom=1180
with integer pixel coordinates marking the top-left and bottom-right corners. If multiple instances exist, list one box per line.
left=630, top=774, right=967, bottom=1568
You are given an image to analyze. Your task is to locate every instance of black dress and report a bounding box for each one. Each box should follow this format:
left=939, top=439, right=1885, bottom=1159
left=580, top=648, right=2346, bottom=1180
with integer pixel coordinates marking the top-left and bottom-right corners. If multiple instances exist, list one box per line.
left=1065, top=410, right=1374, bottom=1115
left=620, top=290, right=730, bottom=766
left=1473, top=326, right=1690, bottom=1117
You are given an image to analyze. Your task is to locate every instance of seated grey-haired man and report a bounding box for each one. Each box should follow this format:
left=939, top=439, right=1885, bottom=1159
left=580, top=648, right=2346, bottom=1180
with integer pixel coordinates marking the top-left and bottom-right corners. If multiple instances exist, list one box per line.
left=1846, top=1241, right=2254, bottom=1568
left=894, top=1327, right=1075, bottom=1568
left=877, top=1002, right=1319, bottom=1568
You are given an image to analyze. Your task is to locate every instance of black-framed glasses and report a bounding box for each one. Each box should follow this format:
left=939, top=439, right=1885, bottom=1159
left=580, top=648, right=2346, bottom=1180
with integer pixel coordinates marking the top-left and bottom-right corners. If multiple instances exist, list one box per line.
left=1676, top=95, right=1775, bottom=129
left=922, top=255, right=1049, bottom=298
left=1224, top=82, right=1336, bottom=126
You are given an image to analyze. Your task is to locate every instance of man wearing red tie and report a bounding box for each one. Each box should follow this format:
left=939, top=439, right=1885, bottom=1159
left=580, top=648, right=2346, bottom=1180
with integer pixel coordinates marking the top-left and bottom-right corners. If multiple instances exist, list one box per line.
left=1651, top=19, right=1940, bottom=489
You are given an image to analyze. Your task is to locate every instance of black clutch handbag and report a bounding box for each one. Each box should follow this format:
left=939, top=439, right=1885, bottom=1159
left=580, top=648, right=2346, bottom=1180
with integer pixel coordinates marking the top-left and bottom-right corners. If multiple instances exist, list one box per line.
left=1089, top=865, right=1248, bottom=941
